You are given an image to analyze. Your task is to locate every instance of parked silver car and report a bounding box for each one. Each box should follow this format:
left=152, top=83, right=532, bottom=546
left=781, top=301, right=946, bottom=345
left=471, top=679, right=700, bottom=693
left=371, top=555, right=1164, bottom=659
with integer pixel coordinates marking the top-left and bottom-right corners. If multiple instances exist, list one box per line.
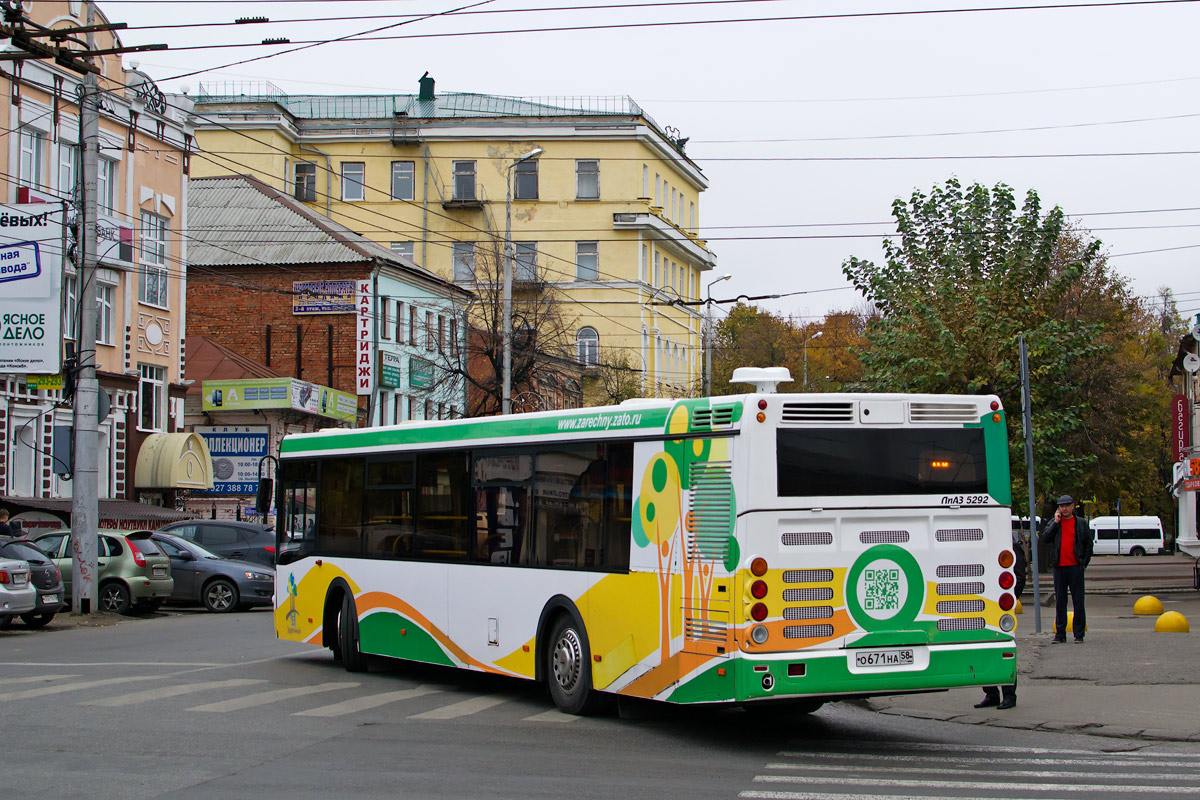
left=0, top=555, right=37, bottom=629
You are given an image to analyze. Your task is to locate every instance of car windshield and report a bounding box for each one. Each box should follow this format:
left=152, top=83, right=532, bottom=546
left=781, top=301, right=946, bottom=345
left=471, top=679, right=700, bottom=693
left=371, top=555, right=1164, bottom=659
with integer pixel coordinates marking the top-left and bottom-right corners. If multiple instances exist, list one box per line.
left=0, top=541, right=51, bottom=564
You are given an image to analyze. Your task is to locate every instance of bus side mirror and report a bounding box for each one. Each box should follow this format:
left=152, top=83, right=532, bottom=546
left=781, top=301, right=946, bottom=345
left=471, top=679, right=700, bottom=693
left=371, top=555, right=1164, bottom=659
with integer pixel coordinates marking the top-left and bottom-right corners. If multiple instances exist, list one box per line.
left=255, top=478, right=274, bottom=516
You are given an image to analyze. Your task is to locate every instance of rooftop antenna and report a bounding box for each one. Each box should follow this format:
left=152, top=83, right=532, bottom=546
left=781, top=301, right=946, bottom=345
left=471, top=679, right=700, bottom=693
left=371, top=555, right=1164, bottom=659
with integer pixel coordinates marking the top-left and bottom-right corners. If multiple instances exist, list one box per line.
left=731, top=367, right=792, bottom=394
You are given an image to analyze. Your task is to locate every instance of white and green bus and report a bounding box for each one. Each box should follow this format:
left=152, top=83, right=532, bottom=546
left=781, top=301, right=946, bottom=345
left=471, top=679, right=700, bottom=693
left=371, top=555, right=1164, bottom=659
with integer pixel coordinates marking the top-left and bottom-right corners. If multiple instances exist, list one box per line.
left=270, top=368, right=1017, bottom=714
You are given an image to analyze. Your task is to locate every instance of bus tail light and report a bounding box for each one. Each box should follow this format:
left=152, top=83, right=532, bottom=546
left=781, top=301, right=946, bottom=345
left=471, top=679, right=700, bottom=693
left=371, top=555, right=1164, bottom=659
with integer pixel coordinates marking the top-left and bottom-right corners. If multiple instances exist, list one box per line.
left=750, top=602, right=768, bottom=621
left=751, top=580, right=768, bottom=599
left=998, top=593, right=1014, bottom=611
left=999, top=571, right=1014, bottom=590
left=750, top=558, right=768, bottom=577
left=998, top=551, right=1014, bottom=568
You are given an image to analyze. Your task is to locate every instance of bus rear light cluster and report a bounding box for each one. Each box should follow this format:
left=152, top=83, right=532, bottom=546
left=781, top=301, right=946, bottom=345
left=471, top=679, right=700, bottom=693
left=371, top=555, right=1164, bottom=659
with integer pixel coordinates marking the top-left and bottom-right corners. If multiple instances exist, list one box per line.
left=998, top=593, right=1015, bottom=611
left=750, top=557, right=768, bottom=577
left=751, top=602, right=768, bottom=621
left=758, top=399, right=768, bottom=410
left=998, top=551, right=1014, bottom=569
left=998, top=571, right=1014, bottom=590
left=990, top=400, right=1000, bottom=411
left=751, top=580, right=768, bottom=599
left=750, top=625, right=769, bottom=644
left=999, top=614, right=1016, bottom=632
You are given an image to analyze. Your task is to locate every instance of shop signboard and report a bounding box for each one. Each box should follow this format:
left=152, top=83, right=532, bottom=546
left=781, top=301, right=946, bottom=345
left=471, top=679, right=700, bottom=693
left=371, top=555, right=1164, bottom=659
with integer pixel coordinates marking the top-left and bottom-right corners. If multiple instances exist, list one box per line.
left=1173, top=394, right=1190, bottom=462
left=410, top=357, right=434, bottom=389
left=202, top=377, right=356, bottom=422
left=380, top=350, right=402, bottom=388
left=356, top=280, right=373, bottom=395
left=293, top=280, right=355, bottom=315
left=194, top=425, right=270, bottom=495
left=0, top=203, right=65, bottom=373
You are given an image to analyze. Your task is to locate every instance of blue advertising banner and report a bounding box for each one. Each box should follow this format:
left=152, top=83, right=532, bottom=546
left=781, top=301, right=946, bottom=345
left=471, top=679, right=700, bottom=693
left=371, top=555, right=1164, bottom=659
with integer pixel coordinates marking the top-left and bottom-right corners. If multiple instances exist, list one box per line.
left=193, top=425, right=270, bottom=495
left=293, top=280, right=355, bottom=315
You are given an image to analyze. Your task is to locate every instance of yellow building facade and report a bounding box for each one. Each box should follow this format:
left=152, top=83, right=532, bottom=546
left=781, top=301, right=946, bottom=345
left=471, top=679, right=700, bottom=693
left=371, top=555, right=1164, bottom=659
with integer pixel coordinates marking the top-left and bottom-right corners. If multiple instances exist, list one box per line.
left=188, top=76, right=716, bottom=402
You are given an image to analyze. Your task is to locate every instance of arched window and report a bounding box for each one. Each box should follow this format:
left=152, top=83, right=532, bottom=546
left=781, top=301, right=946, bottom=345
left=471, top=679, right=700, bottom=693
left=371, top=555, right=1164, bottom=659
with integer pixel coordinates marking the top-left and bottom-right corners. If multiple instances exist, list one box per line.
left=576, top=327, right=599, bottom=365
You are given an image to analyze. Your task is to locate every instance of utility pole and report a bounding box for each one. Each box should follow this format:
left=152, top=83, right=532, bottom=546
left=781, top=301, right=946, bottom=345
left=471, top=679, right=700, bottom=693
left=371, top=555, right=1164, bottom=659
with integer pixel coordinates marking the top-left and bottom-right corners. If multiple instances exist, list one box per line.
left=70, top=2, right=99, bottom=613
left=1020, top=335, right=1042, bottom=633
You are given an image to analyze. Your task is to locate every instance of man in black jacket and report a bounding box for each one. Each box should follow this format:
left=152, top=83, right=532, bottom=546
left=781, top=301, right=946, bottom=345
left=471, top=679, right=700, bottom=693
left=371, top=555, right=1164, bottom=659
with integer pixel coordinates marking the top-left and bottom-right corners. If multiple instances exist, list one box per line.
left=1039, top=494, right=1093, bottom=643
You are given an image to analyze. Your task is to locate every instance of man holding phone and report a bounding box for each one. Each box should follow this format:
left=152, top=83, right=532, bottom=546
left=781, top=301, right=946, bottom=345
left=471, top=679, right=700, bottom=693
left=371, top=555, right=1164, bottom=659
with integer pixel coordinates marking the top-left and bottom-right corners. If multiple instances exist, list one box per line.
left=1039, top=494, right=1093, bottom=643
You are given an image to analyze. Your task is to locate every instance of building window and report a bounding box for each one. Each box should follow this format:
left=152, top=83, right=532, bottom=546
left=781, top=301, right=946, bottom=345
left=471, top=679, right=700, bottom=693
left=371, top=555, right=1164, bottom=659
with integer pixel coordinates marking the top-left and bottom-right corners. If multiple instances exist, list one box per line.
left=139, top=364, right=166, bottom=432
left=425, top=311, right=435, bottom=352
left=424, top=398, right=434, bottom=420
left=381, top=299, right=391, bottom=340
left=514, top=159, right=538, bottom=200
left=689, top=201, right=695, bottom=232
left=575, top=241, right=598, bottom=281
left=514, top=242, right=537, bottom=282
left=57, top=142, right=77, bottom=197
left=96, top=283, right=114, bottom=345
left=18, top=128, right=45, bottom=189
left=341, top=162, right=366, bottom=201
left=395, top=300, right=404, bottom=342
left=391, top=161, right=415, bottom=201
left=653, top=252, right=660, bottom=287
left=295, top=162, right=317, bottom=202
left=139, top=211, right=168, bottom=307
left=642, top=164, right=648, bottom=197
left=670, top=262, right=677, bottom=294
left=409, top=306, right=418, bottom=346
left=408, top=396, right=417, bottom=421
left=654, top=174, right=661, bottom=206
left=394, top=394, right=403, bottom=425
left=452, top=242, right=475, bottom=282
left=437, top=314, right=446, bottom=352
left=452, top=160, right=476, bottom=200
left=576, top=327, right=599, bottom=365
left=575, top=160, right=599, bottom=200
left=64, top=275, right=78, bottom=340
left=98, top=158, right=118, bottom=214
left=390, top=241, right=415, bottom=260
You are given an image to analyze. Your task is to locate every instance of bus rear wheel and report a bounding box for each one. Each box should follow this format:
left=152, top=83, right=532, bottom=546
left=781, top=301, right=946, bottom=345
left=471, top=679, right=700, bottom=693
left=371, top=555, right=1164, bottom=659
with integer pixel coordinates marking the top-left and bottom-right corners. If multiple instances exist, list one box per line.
left=547, top=616, right=600, bottom=715
left=1130, top=546, right=1146, bottom=557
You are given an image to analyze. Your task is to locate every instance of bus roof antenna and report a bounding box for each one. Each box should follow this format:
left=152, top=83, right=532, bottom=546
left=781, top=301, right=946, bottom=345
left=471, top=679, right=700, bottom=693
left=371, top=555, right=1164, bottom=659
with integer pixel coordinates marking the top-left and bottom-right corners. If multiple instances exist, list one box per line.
left=730, top=367, right=792, bottom=394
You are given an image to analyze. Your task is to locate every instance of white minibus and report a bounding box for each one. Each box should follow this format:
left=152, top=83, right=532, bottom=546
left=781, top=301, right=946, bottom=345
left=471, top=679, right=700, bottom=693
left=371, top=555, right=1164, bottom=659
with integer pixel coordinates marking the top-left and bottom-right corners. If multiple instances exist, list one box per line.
left=1090, top=515, right=1165, bottom=556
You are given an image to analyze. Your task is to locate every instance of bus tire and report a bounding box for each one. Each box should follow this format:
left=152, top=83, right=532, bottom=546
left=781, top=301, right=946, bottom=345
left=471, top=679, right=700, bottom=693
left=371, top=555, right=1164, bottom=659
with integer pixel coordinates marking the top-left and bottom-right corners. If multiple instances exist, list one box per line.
left=325, top=590, right=344, bottom=662
left=339, top=593, right=368, bottom=673
left=1130, top=546, right=1146, bottom=557
left=546, top=614, right=600, bottom=715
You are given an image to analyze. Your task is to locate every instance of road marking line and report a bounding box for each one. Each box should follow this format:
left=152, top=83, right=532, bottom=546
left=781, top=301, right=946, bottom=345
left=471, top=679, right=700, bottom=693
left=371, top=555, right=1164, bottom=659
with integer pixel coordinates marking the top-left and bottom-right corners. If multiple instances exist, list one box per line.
left=802, top=740, right=1182, bottom=758
left=522, top=708, right=580, bottom=723
left=775, top=751, right=1200, bottom=770
left=294, top=686, right=441, bottom=717
left=188, top=682, right=359, bottom=712
left=764, top=763, right=1189, bottom=781
left=80, top=679, right=267, bottom=707
left=0, top=676, right=156, bottom=702
left=753, top=775, right=1200, bottom=793
left=2, top=675, right=78, bottom=685
left=742, top=793, right=1076, bottom=800
left=408, top=695, right=508, bottom=720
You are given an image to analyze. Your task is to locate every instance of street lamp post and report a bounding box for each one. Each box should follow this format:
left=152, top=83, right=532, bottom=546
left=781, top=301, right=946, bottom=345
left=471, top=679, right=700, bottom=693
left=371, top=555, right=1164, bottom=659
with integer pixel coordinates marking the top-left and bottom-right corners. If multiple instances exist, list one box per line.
left=703, top=273, right=732, bottom=396
left=803, top=330, right=823, bottom=389
left=502, top=146, right=542, bottom=415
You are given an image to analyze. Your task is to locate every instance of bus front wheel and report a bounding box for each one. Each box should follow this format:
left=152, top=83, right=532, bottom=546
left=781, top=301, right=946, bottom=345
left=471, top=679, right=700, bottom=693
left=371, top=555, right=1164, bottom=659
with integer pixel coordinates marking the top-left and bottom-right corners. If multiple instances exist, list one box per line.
left=1130, top=546, right=1146, bottom=557
left=547, top=615, right=600, bottom=715
left=339, top=593, right=368, bottom=673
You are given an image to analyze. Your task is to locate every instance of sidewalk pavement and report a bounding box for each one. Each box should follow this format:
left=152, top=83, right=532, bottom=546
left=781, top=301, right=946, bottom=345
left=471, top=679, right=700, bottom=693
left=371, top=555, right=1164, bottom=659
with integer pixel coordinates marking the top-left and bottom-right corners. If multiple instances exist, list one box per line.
left=868, top=558, right=1200, bottom=742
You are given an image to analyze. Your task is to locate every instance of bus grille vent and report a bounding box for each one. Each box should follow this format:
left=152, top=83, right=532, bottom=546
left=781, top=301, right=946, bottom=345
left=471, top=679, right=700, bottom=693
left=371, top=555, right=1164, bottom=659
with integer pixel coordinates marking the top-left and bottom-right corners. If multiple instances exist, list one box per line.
left=936, top=582, right=985, bottom=596
left=782, top=531, right=833, bottom=547
left=784, top=624, right=835, bottom=639
left=937, top=617, right=986, bottom=631
left=687, top=461, right=733, bottom=561
left=937, top=600, right=986, bottom=614
left=936, top=528, right=985, bottom=542
left=781, top=402, right=854, bottom=423
left=937, top=564, right=985, bottom=578
left=783, top=569, right=835, bottom=584
left=784, top=606, right=834, bottom=620
left=691, top=406, right=735, bottom=430
left=783, top=587, right=835, bottom=602
left=860, top=530, right=909, bottom=544
left=684, top=616, right=728, bottom=643
left=910, top=402, right=979, bottom=423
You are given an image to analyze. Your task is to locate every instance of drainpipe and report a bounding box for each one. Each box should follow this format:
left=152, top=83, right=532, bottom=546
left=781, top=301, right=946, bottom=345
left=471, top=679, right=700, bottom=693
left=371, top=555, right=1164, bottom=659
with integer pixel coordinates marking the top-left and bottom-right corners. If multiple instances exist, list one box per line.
left=421, top=144, right=431, bottom=267
left=299, top=144, right=332, bottom=218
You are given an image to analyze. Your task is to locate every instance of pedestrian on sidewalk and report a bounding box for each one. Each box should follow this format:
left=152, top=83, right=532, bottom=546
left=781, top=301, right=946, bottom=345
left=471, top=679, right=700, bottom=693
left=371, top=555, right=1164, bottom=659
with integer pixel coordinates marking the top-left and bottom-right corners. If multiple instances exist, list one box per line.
left=974, top=530, right=1027, bottom=710
left=1039, top=494, right=1093, bottom=643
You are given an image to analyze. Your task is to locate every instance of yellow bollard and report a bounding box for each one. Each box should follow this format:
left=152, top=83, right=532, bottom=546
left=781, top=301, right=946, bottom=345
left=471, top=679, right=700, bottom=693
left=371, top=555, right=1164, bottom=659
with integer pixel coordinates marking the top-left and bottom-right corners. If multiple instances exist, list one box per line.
left=1154, top=611, right=1190, bottom=633
left=1133, top=596, right=1164, bottom=616
left=1014, top=599, right=1023, bottom=614
left=1057, top=611, right=1088, bottom=636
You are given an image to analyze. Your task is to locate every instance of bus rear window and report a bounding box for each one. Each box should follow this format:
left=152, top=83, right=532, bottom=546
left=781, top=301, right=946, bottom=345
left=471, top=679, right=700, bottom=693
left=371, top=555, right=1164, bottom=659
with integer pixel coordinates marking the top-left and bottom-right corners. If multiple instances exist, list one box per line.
left=777, top=428, right=987, bottom=497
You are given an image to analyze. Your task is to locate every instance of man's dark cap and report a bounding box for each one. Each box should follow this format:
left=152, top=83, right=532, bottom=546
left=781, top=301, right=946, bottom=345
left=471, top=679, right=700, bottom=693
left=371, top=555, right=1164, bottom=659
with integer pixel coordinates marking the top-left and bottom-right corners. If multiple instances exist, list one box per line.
left=1056, top=494, right=1075, bottom=506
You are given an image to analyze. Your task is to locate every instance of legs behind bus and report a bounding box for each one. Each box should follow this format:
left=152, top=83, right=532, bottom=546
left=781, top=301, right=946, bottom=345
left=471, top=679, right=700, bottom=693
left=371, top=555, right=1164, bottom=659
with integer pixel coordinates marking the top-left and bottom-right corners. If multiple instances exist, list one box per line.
left=975, top=677, right=1017, bottom=710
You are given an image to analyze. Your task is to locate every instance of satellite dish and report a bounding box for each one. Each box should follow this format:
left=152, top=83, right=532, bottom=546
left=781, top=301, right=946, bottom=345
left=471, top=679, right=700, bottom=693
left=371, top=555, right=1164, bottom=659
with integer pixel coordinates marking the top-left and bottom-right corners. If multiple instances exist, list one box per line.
left=1191, top=322, right=1200, bottom=340
left=1184, top=353, right=1200, bottom=373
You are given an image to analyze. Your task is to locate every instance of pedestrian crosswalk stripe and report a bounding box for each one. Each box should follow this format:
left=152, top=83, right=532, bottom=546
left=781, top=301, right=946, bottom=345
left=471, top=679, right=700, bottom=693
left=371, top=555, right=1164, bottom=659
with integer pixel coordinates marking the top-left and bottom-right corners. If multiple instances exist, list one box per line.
left=80, top=679, right=267, bottom=707
left=742, top=793, right=1073, bottom=800
left=752, top=775, right=1200, bottom=793
left=775, top=751, right=1200, bottom=770
left=0, top=676, right=155, bottom=702
left=188, top=682, right=359, bottom=712
left=809, top=740, right=1190, bottom=758
left=765, top=762, right=1188, bottom=782
left=522, top=708, right=580, bottom=723
left=2, top=675, right=78, bottom=686
left=293, top=685, right=441, bottom=717
left=408, top=695, right=508, bottom=720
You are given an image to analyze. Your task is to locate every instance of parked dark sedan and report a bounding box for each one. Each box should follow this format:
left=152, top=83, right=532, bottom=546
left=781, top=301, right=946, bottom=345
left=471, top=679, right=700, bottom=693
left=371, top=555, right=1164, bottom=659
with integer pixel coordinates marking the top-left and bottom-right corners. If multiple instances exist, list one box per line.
left=150, top=533, right=274, bottom=613
left=158, top=521, right=275, bottom=567
left=0, top=537, right=65, bottom=628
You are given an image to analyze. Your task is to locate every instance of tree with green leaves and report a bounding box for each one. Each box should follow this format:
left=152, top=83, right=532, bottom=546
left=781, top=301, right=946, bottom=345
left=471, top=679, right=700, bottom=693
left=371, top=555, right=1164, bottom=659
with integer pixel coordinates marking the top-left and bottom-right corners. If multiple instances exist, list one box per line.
left=843, top=178, right=1180, bottom=513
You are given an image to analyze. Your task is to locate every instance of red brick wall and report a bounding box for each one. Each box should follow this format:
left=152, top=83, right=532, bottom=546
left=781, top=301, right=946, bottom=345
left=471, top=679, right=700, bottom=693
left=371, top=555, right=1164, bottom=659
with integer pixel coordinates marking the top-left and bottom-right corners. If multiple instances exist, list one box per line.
left=187, top=265, right=364, bottom=397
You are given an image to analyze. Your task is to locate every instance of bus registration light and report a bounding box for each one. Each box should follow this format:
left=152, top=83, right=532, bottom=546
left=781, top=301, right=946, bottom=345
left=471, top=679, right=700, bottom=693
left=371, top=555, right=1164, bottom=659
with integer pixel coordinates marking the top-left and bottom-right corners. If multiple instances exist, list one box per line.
left=751, top=580, right=768, bottom=599
left=750, top=557, right=768, bottom=577
left=750, top=624, right=769, bottom=644
left=750, top=602, right=768, bottom=621
left=998, top=593, right=1015, bottom=611
left=998, top=551, right=1014, bottom=568
left=999, top=571, right=1014, bottom=590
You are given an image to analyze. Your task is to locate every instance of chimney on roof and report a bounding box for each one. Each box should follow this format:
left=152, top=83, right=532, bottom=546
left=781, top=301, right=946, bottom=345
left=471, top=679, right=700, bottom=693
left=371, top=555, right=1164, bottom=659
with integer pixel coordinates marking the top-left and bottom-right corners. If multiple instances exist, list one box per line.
left=418, top=72, right=435, bottom=101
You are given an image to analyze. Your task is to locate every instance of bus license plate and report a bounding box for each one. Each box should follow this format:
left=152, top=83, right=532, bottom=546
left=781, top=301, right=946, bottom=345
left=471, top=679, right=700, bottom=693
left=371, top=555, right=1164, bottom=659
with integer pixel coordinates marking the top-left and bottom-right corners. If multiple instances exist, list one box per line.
left=854, top=648, right=914, bottom=668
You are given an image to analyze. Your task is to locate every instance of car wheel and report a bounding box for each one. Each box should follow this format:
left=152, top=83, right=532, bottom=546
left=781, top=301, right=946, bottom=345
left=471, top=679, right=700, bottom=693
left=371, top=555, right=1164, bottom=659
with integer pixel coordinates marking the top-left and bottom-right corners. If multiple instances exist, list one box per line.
left=546, top=615, right=602, bottom=715
left=20, top=612, right=55, bottom=629
left=203, top=579, right=239, bottom=613
left=339, top=593, right=368, bottom=672
left=99, top=582, right=132, bottom=614
left=0, top=615, right=12, bottom=630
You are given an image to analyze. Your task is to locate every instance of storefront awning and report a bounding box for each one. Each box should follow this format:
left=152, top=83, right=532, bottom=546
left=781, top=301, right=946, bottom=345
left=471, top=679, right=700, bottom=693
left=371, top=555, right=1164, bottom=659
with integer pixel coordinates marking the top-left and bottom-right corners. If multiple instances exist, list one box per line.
left=134, top=433, right=214, bottom=490
left=0, top=496, right=195, bottom=531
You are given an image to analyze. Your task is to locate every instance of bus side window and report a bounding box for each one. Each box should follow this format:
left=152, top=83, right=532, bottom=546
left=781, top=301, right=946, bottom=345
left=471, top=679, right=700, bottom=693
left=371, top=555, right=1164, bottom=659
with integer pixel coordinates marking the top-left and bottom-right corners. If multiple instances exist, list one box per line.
left=364, top=457, right=415, bottom=559
left=415, top=452, right=469, bottom=561
left=319, top=457, right=365, bottom=556
left=603, top=442, right=633, bottom=571
left=279, top=460, right=317, bottom=564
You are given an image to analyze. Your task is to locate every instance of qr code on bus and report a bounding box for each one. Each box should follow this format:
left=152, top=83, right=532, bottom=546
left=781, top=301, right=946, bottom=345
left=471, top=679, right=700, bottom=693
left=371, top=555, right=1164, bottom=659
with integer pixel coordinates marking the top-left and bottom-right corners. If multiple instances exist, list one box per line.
left=864, top=568, right=901, bottom=611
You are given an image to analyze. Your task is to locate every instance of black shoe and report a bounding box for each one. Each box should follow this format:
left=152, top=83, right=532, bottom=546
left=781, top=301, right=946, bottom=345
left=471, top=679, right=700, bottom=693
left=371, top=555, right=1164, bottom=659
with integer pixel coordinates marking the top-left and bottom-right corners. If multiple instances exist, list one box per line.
left=1074, top=637, right=1084, bottom=644
left=997, top=696, right=1016, bottom=710
left=974, top=695, right=1000, bottom=709
left=1052, top=637, right=1066, bottom=643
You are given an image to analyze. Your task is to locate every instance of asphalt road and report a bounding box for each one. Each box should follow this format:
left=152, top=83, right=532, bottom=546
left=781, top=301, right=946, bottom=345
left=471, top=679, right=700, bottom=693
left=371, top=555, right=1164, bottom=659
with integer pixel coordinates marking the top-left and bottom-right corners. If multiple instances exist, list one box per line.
left=2, top=610, right=1198, bottom=799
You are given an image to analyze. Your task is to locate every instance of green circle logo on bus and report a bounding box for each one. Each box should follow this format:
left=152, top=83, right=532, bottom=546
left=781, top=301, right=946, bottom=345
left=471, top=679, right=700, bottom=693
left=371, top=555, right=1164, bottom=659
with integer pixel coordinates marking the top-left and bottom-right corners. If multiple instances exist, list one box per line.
left=845, top=545, right=925, bottom=631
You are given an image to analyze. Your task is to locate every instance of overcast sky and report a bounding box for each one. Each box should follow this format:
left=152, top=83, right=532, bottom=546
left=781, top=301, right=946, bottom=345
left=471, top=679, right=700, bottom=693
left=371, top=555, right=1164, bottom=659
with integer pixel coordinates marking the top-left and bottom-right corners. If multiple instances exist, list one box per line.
left=112, top=0, right=1200, bottom=330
